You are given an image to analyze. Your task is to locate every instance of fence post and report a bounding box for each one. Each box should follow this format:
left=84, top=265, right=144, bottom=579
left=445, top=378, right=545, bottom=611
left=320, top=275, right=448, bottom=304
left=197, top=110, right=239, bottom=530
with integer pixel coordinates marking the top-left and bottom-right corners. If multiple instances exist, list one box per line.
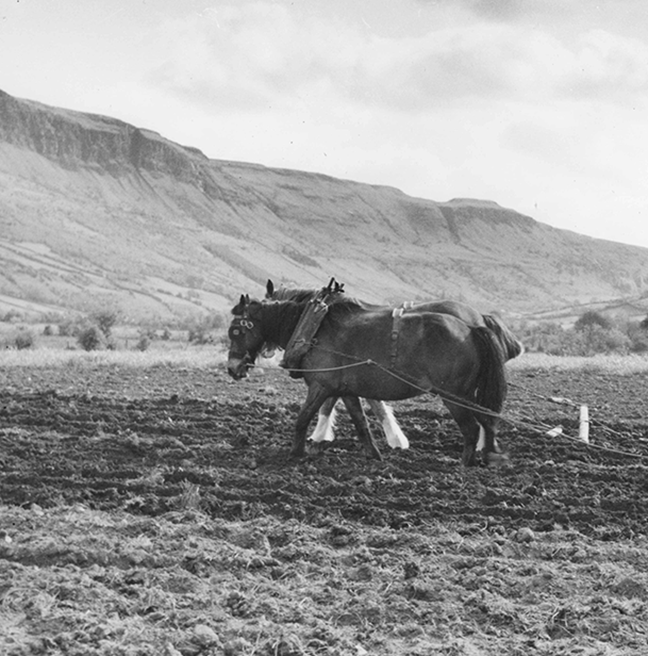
left=579, top=405, right=589, bottom=443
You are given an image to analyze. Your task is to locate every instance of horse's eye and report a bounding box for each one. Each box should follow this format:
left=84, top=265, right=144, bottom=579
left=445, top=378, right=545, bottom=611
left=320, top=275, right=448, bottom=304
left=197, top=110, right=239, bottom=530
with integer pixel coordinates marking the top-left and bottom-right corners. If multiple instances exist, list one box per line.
left=231, top=328, right=240, bottom=336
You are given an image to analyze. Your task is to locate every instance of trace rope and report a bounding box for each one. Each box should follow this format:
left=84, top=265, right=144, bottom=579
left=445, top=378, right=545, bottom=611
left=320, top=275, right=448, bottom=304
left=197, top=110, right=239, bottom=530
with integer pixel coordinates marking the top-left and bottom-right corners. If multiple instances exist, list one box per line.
left=254, top=343, right=646, bottom=461
left=264, top=342, right=503, bottom=419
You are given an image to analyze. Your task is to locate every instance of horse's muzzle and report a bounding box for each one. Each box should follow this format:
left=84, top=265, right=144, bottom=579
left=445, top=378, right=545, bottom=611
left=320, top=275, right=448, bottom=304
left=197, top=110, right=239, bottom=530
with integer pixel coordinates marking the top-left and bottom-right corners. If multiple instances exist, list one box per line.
left=227, top=356, right=252, bottom=380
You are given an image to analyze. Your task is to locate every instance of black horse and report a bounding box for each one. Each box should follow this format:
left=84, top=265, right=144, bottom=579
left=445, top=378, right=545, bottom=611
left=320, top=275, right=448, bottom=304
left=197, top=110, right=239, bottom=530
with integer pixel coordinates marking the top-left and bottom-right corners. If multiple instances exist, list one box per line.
left=264, top=280, right=522, bottom=450
left=227, top=293, right=508, bottom=466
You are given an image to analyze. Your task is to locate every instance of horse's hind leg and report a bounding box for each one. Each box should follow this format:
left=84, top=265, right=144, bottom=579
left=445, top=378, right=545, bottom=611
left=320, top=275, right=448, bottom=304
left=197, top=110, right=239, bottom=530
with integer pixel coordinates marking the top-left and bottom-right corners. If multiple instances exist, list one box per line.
left=365, top=399, right=409, bottom=449
left=341, top=396, right=383, bottom=461
left=475, top=413, right=507, bottom=466
left=444, top=400, right=505, bottom=467
left=443, top=401, right=481, bottom=466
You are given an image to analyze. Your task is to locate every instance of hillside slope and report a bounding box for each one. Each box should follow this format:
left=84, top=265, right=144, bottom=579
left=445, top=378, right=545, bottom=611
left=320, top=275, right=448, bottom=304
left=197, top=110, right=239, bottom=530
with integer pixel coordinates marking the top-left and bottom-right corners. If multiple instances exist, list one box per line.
left=1, top=88, right=647, bottom=322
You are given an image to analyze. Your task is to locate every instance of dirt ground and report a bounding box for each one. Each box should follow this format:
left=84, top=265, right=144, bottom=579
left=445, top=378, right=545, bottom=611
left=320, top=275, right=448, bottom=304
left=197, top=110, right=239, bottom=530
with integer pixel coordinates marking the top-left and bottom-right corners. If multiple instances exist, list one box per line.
left=2, top=359, right=648, bottom=655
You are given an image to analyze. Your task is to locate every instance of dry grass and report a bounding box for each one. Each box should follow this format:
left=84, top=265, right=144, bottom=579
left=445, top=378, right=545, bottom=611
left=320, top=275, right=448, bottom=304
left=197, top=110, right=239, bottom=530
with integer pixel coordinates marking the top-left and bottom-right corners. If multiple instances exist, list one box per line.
left=0, top=345, right=227, bottom=369
left=2, top=345, right=648, bottom=376
left=507, top=352, right=648, bottom=375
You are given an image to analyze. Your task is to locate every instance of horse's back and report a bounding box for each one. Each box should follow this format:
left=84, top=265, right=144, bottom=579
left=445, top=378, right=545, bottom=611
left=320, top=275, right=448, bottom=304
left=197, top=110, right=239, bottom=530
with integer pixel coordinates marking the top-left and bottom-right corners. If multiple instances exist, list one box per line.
left=327, top=307, right=474, bottom=365
left=412, top=300, right=484, bottom=326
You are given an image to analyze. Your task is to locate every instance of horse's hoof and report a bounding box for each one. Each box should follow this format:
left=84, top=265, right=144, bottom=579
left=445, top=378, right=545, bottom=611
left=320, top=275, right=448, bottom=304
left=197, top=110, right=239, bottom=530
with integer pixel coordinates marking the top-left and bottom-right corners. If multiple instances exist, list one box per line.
left=461, top=452, right=477, bottom=467
left=305, top=442, right=331, bottom=456
left=366, top=446, right=383, bottom=461
left=486, top=452, right=509, bottom=467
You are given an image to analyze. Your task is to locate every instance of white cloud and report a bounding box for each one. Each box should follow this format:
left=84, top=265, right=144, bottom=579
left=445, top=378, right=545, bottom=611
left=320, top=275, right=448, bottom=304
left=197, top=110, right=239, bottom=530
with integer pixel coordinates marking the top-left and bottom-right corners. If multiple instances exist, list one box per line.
left=144, top=3, right=648, bottom=122
left=145, top=3, right=365, bottom=112
left=561, top=29, right=648, bottom=100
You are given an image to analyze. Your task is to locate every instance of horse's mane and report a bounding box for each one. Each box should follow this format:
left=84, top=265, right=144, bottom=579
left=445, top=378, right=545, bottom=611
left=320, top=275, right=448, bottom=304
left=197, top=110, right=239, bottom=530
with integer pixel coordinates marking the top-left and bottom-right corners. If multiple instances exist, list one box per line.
left=268, top=287, right=318, bottom=303
left=270, top=285, right=378, bottom=312
left=323, top=294, right=371, bottom=326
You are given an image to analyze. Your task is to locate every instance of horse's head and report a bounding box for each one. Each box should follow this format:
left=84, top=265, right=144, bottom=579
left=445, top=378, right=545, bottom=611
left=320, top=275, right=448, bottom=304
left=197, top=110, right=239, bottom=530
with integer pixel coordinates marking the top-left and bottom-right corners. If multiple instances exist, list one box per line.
left=227, top=295, right=265, bottom=380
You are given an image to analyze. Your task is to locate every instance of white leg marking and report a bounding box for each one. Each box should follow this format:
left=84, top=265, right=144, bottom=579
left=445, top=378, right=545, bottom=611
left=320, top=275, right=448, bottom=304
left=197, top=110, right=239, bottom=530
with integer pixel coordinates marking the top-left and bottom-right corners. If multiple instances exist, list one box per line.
left=476, top=424, right=486, bottom=452
left=380, top=403, right=409, bottom=449
left=309, top=404, right=337, bottom=442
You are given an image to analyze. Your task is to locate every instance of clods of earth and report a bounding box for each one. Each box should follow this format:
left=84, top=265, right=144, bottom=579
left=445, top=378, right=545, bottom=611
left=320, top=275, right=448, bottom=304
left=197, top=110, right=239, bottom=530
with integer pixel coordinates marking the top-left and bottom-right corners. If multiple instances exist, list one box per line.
left=1, top=359, right=648, bottom=655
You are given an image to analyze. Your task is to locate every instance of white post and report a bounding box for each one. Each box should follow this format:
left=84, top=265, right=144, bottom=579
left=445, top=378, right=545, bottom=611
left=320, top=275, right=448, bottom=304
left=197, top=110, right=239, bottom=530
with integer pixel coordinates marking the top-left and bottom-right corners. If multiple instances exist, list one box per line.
left=579, top=405, right=589, bottom=443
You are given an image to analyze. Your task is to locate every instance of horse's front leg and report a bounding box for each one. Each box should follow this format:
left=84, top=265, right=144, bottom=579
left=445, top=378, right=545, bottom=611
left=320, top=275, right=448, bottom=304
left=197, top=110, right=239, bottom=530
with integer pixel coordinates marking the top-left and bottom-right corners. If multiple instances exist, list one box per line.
left=341, top=396, right=383, bottom=461
left=309, top=396, right=339, bottom=443
left=292, top=383, right=330, bottom=458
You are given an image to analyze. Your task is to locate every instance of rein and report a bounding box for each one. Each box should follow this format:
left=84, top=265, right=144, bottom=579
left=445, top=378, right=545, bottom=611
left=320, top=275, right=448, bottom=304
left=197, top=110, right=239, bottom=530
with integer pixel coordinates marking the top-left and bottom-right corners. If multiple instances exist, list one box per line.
left=278, top=351, right=645, bottom=461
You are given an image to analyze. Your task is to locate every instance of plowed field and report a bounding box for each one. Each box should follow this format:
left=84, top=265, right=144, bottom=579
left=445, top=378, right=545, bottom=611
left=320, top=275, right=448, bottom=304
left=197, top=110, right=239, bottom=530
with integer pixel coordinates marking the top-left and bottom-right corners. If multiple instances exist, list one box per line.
left=2, top=357, right=648, bottom=655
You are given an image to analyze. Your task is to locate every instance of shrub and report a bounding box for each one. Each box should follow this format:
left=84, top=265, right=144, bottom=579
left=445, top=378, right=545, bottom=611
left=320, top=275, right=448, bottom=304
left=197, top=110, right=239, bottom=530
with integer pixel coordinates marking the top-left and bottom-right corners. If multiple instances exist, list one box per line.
left=77, top=324, right=105, bottom=351
left=188, top=324, right=212, bottom=345
left=13, top=329, right=35, bottom=350
left=572, top=325, right=630, bottom=356
left=135, top=332, right=151, bottom=351
left=574, top=311, right=611, bottom=332
left=625, top=321, right=648, bottom=353
left=58, top=317, right=81, bottom=337
left=91, top=310, right=119, bottom=338
left=187, top=314, right=225, bottom=344
left=1, top=310, right=23, bottom=323
left=515, top=316, right=636, bottom=356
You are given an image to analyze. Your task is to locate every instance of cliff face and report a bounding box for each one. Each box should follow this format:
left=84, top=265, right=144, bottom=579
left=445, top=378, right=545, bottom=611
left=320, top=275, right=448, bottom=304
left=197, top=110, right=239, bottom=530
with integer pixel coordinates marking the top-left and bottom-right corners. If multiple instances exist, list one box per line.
left=1, top=88, right=647, bottom=322
left=0, top=90, right=207, bottom=179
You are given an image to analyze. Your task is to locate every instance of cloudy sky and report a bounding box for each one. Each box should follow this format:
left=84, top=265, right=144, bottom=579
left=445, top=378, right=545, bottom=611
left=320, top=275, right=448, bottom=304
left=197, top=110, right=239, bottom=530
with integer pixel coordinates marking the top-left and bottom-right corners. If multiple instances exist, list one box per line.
left=1, top=0, right=647, bottom=247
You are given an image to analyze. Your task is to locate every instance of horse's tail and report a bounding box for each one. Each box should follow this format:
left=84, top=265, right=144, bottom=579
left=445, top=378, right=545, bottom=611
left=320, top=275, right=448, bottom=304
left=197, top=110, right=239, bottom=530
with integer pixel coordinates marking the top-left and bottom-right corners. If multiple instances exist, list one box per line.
left=471, top=325, right=508, bottom=416
left=482, top=314, right=524, bottom=361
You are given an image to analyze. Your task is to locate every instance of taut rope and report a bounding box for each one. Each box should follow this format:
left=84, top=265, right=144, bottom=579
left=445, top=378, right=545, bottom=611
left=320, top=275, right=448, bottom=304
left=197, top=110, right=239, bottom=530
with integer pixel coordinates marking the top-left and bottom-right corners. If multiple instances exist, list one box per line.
left=254, top=346, right=645, bottom=461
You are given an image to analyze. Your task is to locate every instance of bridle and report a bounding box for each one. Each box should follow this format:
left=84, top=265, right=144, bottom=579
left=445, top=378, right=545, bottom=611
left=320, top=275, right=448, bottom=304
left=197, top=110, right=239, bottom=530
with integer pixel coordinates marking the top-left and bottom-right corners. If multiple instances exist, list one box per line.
left=229, top=317, right=255, bottom=334
left=231, top=299, right=279, bottom=359
left=228, top=305, right=265, bottom=374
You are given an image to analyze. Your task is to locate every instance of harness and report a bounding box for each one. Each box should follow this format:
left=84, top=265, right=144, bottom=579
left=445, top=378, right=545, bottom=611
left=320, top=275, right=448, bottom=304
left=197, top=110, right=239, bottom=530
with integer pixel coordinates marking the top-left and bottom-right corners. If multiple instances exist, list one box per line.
left=389, top=301, right=416, bottom=367
left=390, top=307, right=405, bottom=369
left=282, top=279, right=342, bottom=377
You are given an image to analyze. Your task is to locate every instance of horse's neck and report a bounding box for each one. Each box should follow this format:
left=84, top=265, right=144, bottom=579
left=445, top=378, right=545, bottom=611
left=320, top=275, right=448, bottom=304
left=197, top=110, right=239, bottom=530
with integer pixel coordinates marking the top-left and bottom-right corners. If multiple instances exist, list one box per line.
left=273, top=288, right=315, bottom=303
left=261, top=302, right=303, bottom=347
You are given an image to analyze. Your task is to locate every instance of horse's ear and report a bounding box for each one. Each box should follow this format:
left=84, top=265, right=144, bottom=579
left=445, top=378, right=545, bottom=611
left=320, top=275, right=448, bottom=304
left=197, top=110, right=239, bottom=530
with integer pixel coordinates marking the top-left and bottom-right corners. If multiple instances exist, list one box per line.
left=266, top=280, right=274, bottom=298
left=239, top=294, right=247, bottom=305
left=244, top=294, right=250, bottom=304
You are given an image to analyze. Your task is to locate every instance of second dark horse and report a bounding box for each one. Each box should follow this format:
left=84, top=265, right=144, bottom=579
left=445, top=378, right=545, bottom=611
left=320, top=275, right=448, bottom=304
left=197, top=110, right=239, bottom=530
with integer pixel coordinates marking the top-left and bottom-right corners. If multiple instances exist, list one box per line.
left=265, top=280, right=522, bottom=454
